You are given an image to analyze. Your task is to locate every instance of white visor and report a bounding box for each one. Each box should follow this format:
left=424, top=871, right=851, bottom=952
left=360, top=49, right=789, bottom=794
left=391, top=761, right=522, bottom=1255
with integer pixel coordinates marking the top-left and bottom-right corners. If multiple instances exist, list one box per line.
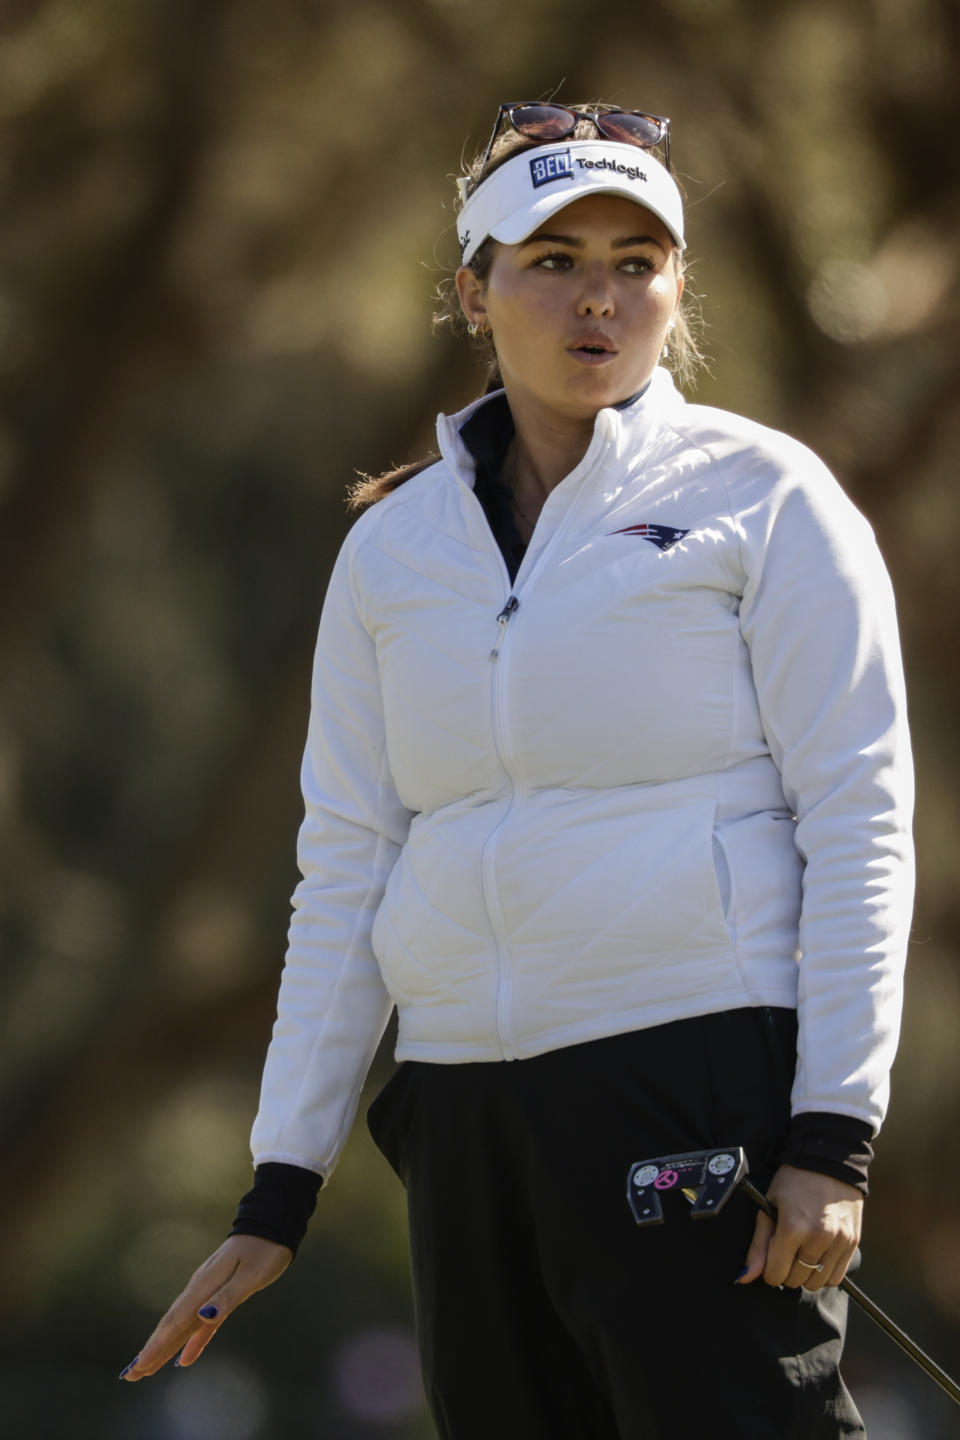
left=457, top=140, right=685, bottom=266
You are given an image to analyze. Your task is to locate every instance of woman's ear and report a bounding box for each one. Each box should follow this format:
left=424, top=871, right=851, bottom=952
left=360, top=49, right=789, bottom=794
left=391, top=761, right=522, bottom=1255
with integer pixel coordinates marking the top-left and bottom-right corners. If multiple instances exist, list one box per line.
left=456, top=265, right=488, bottom=328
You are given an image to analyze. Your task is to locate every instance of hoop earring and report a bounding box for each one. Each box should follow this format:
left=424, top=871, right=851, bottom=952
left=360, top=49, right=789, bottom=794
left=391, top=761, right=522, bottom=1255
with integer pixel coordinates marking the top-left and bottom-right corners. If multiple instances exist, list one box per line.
left=467, top=321, right=489, bottom=339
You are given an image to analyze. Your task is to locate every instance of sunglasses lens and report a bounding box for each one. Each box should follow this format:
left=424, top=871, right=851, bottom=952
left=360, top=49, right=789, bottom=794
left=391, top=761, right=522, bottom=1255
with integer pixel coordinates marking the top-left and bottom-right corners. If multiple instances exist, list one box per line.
left=510, top=104, right=577, bottom=141
left=596, top=112, right=665, bottom=148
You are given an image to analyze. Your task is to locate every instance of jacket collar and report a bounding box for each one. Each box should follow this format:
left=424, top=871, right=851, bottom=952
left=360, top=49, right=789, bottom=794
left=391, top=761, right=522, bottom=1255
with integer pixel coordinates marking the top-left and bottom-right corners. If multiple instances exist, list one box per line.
left=435, top=366, right=685, bottom=486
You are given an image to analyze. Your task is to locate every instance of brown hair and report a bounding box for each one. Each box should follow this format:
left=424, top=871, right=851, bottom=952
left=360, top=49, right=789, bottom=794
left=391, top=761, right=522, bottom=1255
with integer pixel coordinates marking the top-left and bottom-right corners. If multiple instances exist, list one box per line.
left=349, top=114, right=702, bottom=511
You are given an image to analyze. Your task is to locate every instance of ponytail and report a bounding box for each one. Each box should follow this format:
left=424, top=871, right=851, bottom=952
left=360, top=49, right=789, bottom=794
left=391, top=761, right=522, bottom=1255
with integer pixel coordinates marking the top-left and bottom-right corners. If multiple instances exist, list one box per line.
left=346, top=455, right=439, bottom=512
left=347, top=360, right=505, bottom=512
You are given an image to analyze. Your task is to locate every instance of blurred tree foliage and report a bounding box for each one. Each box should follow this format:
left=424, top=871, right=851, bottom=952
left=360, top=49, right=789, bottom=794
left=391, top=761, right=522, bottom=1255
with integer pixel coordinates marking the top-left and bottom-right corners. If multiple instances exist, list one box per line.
left=0, top=0, right=958, bottom=1435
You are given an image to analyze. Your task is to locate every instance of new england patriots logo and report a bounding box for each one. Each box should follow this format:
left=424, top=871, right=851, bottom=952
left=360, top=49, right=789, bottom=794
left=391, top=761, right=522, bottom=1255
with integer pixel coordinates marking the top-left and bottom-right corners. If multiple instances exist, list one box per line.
left=610, top=523, right=689, bottom=551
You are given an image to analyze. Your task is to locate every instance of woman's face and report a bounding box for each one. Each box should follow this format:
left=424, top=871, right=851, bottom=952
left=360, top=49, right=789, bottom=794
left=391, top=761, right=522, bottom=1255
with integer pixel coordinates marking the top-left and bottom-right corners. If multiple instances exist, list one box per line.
left=457, top=192, right=683, bottom=431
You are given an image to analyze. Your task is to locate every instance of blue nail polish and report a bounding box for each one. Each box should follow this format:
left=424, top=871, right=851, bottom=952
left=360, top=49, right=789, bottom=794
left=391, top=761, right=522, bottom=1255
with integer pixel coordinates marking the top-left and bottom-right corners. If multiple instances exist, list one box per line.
left=198, top=1303, right=219, bottom=1320
left=119, top=1356, right=140, bottom=1380
left=733, top=1265, right=749, bottom=1283
left=174, top=1356, right=182, bottom=1368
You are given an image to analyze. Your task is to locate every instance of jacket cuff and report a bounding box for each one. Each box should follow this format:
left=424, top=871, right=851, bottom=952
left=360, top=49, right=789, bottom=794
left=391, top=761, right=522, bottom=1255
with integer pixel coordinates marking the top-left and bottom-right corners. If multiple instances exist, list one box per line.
left=229, top=1162, right=323, bottom=1257
left=779, top=1112, right=874, bottom=1196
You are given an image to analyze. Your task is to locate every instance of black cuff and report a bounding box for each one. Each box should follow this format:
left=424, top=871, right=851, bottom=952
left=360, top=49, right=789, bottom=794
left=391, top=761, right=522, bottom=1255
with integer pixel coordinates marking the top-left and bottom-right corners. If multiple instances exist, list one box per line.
left=779, top=1112, right=874, bottom=1196
left=230, top=1162, right=323, bottom=1257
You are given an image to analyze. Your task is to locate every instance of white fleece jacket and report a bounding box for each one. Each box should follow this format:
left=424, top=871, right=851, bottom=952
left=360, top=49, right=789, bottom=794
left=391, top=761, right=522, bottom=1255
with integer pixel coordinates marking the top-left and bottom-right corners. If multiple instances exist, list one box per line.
left=250, top=368, right=914, bottom=1178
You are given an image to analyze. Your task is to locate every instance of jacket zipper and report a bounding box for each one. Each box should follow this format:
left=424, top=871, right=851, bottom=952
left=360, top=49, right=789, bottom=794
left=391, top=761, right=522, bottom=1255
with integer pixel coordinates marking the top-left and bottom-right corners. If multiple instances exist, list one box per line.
left=473, top=441, right=608, bottom=1059
left=483, top=632, right=525, bottom=1059
left=489, top=595, right=519, bottom=660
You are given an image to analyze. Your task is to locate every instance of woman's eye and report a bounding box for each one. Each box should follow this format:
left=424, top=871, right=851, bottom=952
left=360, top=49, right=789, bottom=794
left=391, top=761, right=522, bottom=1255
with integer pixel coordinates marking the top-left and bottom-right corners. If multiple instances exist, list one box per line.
left=620, top=256, right=654, bottom=274
left=532, top=252, right=573, bottom=270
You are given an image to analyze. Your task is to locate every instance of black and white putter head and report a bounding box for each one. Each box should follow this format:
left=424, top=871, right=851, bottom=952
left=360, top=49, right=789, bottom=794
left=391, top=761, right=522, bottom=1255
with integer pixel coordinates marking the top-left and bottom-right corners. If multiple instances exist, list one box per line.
left=626, top=1146, right=749, bottom=1225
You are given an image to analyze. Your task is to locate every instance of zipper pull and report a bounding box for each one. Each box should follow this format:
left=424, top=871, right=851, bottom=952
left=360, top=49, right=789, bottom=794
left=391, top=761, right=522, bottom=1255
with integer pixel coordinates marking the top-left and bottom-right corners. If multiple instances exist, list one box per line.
left=489, top=595, right=519, bottom=661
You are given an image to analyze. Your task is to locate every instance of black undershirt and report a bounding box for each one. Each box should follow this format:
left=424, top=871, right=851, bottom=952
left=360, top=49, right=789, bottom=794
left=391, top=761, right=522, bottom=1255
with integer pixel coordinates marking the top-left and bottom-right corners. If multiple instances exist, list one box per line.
left=230, top=394, right=873, bottom=1256
left=461, top=391, right=526, bottom=581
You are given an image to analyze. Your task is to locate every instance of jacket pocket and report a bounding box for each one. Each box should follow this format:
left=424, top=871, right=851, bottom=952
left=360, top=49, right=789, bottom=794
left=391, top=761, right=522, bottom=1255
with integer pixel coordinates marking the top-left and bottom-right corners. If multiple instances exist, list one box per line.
left=712, top=830, right=734, bottom=923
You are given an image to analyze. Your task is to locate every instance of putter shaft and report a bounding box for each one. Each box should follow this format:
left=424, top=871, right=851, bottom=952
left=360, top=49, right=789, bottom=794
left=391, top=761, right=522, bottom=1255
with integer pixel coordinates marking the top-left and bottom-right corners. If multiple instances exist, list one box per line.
left=740, top=1178, right=960, bottom=1408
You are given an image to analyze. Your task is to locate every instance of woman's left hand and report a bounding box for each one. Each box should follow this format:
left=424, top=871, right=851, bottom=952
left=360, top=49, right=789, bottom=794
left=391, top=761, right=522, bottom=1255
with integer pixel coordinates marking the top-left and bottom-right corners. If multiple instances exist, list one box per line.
left=736, top=1164, right=863, bottom=1291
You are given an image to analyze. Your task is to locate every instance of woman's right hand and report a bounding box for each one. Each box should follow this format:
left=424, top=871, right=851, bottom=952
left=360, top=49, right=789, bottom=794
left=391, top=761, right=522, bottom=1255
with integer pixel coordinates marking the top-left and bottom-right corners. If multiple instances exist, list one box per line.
left=119, top=1233, right=293, bottom=1380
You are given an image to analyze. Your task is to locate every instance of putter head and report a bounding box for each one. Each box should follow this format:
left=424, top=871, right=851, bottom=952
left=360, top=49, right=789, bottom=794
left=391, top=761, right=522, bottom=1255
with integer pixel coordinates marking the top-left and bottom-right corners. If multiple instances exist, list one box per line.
left=626, top=1146, right=749, bottom=1225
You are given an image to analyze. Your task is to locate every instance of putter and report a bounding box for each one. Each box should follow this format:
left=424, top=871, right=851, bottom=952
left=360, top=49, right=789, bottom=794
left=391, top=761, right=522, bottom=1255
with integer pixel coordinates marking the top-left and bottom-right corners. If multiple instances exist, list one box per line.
left=626, top=1146, right=960, bottom=1408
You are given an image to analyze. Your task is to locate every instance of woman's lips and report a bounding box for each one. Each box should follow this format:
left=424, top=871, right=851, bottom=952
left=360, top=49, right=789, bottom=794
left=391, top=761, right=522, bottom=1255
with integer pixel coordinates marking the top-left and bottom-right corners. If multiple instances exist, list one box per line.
left=567, top=333, right=618, bottom=365
left=568, top=345, right=618, bottom=366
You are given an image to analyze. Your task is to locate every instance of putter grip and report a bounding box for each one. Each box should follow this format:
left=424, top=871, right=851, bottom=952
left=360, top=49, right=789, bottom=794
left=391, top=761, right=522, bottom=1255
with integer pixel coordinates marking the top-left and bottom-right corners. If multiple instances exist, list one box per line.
left=739, top=1179, right=960, bottom=1406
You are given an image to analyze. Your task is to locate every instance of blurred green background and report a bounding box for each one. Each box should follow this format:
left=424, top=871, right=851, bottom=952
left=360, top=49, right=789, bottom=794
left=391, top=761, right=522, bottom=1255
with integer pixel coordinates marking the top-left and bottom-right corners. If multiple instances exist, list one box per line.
left=1, top=0, right=958, bottom=1435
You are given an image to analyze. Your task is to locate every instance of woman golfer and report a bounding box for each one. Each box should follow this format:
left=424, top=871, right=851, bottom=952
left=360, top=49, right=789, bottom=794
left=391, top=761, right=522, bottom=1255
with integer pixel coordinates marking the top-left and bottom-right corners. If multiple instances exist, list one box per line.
left=122, top=103, right=914, bottom=1437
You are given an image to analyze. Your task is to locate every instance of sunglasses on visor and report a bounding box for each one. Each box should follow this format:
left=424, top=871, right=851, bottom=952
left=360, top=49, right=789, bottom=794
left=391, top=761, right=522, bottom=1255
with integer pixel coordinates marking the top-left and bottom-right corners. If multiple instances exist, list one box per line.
left=480, top=102, right=672, bottom=176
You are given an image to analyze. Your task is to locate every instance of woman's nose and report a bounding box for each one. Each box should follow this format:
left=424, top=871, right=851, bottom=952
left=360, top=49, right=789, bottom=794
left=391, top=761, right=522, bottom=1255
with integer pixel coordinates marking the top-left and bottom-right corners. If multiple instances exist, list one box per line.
left=577, top=266, right=615, bottom=317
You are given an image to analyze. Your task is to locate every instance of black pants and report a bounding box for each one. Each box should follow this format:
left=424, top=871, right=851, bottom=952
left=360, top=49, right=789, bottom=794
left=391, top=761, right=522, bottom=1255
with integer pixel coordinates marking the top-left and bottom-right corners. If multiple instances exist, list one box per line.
left=367, top=1009, right=865, bottom=1440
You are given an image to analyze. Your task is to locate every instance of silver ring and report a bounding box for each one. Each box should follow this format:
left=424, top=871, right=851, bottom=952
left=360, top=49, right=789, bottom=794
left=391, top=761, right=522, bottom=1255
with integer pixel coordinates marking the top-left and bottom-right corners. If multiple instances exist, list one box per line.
left=796, top=1258, right=824, bottom=1272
